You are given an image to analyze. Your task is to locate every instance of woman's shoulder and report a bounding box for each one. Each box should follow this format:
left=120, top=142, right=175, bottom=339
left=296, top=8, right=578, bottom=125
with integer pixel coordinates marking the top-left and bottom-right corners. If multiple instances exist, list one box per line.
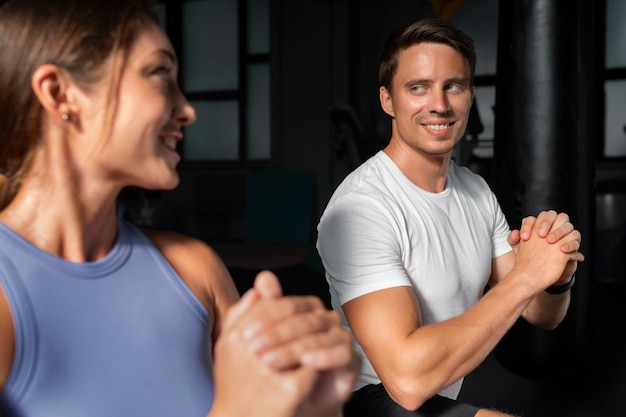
left=141, top=227, right=213, bottom=253
left=140, top=228, right=240, bottom=325
left=0, top=284, right=14, bottom=390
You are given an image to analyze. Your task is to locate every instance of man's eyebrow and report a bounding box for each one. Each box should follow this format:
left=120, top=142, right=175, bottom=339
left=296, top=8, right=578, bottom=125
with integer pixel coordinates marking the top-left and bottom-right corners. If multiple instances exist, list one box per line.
left=403, top=77, right=470, bottom=88
left=403, top=78, right=433, bottom=87
left=445, top=77, right=470, bottom=85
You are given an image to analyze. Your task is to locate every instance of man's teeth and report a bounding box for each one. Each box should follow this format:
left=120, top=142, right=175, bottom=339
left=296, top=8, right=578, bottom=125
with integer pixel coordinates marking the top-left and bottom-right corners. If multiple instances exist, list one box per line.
left=426, top=124, right=451, bottom=130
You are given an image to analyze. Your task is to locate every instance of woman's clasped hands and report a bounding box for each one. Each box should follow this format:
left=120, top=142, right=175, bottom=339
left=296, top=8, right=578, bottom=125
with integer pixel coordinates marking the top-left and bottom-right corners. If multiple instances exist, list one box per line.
left=210, top=271, right=361, bottom=417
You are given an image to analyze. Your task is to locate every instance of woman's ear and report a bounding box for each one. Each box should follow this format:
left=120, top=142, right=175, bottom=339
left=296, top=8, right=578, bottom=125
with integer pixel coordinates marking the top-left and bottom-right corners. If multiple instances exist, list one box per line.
left=379, top=86, right=395, bottom=117
left=31, top=64, right=74, bottom=121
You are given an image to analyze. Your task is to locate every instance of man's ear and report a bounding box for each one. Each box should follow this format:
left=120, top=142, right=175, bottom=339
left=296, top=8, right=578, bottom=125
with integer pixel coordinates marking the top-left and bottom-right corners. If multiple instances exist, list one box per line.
left=379, top=86, right=395, bottom=117
left=31, top=64, right=74, bottom=120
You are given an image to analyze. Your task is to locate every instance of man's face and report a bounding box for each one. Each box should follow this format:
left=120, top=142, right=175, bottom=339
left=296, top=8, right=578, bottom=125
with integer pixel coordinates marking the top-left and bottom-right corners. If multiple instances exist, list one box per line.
left=380, top=42, right=474, bottom=157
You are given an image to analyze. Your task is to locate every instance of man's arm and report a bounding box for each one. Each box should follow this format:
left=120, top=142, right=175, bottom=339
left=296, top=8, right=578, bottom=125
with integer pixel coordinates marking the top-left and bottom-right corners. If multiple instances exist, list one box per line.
left=342, top=217, right=580, bottom=411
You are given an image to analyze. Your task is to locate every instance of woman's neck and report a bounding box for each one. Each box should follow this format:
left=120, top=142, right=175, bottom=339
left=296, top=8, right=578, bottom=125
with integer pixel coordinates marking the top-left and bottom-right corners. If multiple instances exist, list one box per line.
left=1, top=175, right=120, bottom=262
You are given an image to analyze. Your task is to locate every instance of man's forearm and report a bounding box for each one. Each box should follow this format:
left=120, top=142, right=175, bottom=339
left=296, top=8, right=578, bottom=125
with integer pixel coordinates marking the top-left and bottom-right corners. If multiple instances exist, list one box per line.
left=521, top=288, right=571, bottom=329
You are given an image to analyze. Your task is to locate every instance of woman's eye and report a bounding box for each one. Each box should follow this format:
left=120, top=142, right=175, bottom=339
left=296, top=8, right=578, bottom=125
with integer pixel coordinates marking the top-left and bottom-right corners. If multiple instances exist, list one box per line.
left=153, top=66, right=172, bottom=78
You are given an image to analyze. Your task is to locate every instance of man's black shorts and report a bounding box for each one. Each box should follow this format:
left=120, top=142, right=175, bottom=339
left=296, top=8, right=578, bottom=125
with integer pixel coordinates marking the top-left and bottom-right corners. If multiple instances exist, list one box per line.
left=344, top=383, right=479, bottom=417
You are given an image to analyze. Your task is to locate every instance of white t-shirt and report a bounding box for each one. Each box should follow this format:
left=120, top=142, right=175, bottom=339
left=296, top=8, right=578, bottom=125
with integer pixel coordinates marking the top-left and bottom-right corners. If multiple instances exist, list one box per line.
left=316, top=151, right=512, bottom=399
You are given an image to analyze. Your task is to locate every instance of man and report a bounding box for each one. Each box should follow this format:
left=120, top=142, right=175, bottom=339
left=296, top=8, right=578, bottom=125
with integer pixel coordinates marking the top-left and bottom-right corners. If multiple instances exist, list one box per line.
left=316, top=18, right=583, bottom=417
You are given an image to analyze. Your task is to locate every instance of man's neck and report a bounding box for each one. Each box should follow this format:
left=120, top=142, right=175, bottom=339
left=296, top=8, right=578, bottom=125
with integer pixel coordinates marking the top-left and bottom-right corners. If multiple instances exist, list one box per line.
left=383, top=144, right=451, bottom=193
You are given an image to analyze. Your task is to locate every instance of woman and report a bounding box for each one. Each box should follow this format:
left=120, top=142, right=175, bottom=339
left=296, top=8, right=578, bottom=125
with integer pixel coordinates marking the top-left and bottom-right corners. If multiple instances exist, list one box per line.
left=0, top=1, right=358, bottom=416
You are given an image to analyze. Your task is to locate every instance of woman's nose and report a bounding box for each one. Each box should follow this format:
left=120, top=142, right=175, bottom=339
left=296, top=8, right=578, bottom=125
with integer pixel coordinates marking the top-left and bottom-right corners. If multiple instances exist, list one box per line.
left=174, top=87, right=197, bottom=126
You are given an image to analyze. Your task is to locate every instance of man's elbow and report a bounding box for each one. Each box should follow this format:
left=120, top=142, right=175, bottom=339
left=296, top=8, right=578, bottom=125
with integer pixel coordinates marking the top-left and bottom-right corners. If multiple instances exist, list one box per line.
left=384, top=378, right=433, bottom=411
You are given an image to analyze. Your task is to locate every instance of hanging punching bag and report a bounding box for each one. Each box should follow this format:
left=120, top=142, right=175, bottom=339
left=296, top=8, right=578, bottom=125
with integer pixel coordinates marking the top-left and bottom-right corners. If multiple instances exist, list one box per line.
left=492, top=0, right=598, bottom=379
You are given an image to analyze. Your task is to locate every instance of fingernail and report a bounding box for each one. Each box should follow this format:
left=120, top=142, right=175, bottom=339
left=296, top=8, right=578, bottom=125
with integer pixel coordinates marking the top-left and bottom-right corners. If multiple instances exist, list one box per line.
left=247, top=335, right=270, bottom=353
left=301, top=352, right=320, bottom=366
left=242, top=322, right=262, bottom=340
left=261, top=350, right=282, bottom=366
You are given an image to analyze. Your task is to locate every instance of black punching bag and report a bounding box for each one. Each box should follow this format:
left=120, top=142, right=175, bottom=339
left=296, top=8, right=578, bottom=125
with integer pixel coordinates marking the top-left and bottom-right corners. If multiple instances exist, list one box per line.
left=492, top=0, right=597, bottom=379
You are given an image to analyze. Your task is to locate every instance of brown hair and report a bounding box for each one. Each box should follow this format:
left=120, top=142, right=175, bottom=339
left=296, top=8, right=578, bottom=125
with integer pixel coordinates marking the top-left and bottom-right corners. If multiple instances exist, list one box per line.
left=378, top=18, right=476, bottom=92
left=0, top=0, right=158, bottom=208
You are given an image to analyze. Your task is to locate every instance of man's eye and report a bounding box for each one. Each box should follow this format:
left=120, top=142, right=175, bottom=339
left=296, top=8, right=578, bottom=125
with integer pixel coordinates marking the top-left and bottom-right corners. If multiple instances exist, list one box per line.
left=446, top=84, right=464, bottom=92
left=410, top=85, right=425, bottom=93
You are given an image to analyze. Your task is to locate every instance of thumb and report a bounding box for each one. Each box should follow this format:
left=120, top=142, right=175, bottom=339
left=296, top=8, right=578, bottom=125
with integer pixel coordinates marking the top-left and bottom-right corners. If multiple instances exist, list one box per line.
left=507, top=229, right=521, bottom=247
left=222, top=288, right=260, bottom=329
left=254, top=270, right=283, bottom=299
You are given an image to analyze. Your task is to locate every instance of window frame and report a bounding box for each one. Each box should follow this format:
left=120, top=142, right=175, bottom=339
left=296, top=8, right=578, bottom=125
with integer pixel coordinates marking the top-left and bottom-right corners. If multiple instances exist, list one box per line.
left=159, top=0, right=272, bottom=169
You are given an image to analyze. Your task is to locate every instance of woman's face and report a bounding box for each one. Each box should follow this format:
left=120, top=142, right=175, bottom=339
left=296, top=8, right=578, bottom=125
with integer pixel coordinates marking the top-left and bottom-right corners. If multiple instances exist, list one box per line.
left=80, top=19, right=196, bottom=191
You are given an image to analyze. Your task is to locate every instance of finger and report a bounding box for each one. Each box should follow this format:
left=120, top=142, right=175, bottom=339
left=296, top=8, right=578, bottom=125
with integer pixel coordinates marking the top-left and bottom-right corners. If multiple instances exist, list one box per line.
left=547, top=223, right=575, bottom=244
left=565, top=248, right=585, bottom=262
left=561, top=260, right=579, bottom=279
left=560, top=237, right=585, bottom=261
left=254, top=270, right=283, bottom=299
left=556, top=230, right=582, bottom=253
left=540, top=211, right=572, bottom=243
left=241, top=295, right=327, bottom=343
left=294, top=354, right=362, bottom=416
left=569, top=252, right=585, bottom=262
left=247, top=305, right=339, bottom=356
left=261, top=324, right=352, bottom=370
left=507, top=229, right=521, bottom=247
left=325, top=353, right=362, bottom=397
left=534, top=210, right=559, bottom=238
left=519, top=215, right=537, bottom=240
left=331, top=353, right=363, bottom=400
left=299, top=329, right=356, bottom=370
left=221, top=288, right=261, bottom=330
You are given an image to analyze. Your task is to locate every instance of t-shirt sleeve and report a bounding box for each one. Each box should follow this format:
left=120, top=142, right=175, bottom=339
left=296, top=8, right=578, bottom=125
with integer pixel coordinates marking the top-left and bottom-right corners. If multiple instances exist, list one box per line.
left=316, top=193, right=412, bottom=306
left=490, top=192, right=513, bottom=259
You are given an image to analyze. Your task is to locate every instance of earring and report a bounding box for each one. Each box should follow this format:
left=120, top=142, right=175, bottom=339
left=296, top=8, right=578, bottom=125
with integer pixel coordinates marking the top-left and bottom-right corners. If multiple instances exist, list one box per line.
left=62, top=113, right=71, bottom=122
